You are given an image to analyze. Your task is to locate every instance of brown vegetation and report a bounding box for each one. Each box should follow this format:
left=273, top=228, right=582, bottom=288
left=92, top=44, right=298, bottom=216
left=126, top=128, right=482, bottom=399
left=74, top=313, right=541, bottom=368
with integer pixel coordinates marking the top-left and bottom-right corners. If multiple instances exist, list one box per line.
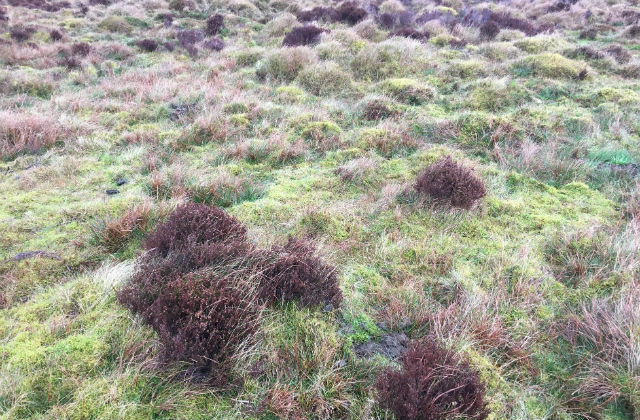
left=282, top=26, right=326, bottom=47
left=415, top=156, right=486, bottom=209
left=376, top=337, right=489, bottom=420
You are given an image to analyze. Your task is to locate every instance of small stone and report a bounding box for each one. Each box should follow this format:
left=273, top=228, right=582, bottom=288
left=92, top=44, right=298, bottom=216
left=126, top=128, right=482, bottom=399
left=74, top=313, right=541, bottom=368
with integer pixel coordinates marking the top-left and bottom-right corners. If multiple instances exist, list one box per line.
left=116, top=178, right=127, bottom=186
left=106, top=189, right=119, bottom=195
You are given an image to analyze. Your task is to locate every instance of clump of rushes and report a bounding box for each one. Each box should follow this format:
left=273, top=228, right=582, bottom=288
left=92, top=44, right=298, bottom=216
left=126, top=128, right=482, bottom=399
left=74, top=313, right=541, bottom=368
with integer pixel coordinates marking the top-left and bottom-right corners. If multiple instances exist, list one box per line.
left=376, top=337, right=489, bottom=420
left=415, top=156, right=486, bottom=209
left=282, top=25, right=326, bottom=47
left=205, top=13, right=224, bottom=35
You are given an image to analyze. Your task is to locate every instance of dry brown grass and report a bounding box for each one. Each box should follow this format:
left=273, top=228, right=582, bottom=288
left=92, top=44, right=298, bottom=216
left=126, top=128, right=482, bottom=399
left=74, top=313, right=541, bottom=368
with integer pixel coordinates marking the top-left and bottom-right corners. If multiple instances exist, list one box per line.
left=0, top=111, right=66, bottom=158
left=563, top=282, right=640, bottom=414
left=95, top=202, right=153, bottom=252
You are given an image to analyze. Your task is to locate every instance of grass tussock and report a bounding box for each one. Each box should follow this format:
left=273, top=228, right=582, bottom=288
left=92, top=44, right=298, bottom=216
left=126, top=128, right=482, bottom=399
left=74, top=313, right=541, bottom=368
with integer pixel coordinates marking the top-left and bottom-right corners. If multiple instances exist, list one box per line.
left=0, top=111, right=65, bottom=159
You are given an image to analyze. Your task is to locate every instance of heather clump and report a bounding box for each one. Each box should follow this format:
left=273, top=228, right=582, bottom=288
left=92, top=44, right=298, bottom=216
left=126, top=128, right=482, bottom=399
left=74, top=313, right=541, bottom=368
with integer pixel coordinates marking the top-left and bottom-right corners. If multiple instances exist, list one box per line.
left=376, top=337, right=489, bottom=420
left=282, top=25, right=326, bottom=47
left=415, top=156, right=486, bottom=209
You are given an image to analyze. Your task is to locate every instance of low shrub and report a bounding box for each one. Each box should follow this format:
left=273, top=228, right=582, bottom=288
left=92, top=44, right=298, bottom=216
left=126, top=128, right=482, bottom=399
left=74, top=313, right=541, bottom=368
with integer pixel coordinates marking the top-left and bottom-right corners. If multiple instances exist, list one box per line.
left=297, top=6, right=336, bottom=22
left=49, top=29, right=63, bottom=41
left=135, top=39, right=158, bottom=52
left=203, top=37, right=224, bottom=51
left=415, top=156, right=486, bottom=209
left=144, top=202, right=247, bottom=257
left=334, top=1, right=367, bottom=24
left=118, top=255, right=260, bottom=382
left=296, top=61, right=351, bottom=96
left=118, top=203, right=343, bottom=385
left=282, top=25, right=326, bottom=47
left=376, top=337, right=489, bottom=420
left=578, top=28, right=597, bottom=40
left=489, top=12, right=542, bottom=36
left=256, top=238, right=342, bottom=308
left=479, top=20, right=499, bottom=40
left=379, top=11, right=414, bottom=30
left=361, top=97, right=398, bottom=120
left=71, top=42, right=91, bottom=56
left=9, top=26, right=34, bottom=42
left=605, top=44, right=631, bottom=64
left=177, top=29, right=204, bottom=47
left=118, top=240, right=250, bottom=318
left=206, top=13, right=224, bottom=36
left=297, top=2, right=366, bottom=25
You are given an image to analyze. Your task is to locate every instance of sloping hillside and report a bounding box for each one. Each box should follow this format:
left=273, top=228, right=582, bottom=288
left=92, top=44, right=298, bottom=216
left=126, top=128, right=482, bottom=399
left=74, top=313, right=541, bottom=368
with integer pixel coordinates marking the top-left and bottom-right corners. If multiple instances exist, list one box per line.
left=1, top=0, right=639, bottom=418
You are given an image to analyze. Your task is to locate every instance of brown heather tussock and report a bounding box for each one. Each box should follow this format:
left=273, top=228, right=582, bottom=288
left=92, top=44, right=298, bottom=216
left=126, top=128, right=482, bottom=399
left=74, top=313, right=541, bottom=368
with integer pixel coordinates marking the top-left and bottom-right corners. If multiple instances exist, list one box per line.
left=376, top=337, right=489, bottom=420
left=282, top=26, right=326, bottom=47
left=206, top=13, right=224, bottom=36
left=415, top=156, right=486, bottom=209
left=255, top=237, right=342, bottom=308
left=143, top=202, right=247, bottom=257
left=118, top=204, right=342, bottom=383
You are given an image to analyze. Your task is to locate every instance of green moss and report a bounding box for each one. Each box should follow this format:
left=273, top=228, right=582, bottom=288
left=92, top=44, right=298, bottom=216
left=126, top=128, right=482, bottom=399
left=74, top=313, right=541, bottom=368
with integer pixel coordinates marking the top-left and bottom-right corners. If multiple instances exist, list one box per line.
left=275, top=85, right=304, bottom=103
left=98, top=16, right=133, bottom=34
left=585, top=87, right=640, bottom=106
left=466, top=81, right=531, bottom=111
left=223, top=103, right=250, bottom=114
left=229, top=113, right=250, bottom=126
left=514, top=36, right=569, bottom=53
left=446, top=59, right=486, bottom=79
left=300, top=121, right=342, bottom=150
left=515, top=53, right=586, bottom=79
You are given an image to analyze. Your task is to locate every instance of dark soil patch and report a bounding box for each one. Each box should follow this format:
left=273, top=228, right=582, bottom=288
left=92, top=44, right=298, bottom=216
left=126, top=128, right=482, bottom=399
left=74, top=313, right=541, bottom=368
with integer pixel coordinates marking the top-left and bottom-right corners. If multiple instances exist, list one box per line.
left=354, top=332, right=409, bottom=360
